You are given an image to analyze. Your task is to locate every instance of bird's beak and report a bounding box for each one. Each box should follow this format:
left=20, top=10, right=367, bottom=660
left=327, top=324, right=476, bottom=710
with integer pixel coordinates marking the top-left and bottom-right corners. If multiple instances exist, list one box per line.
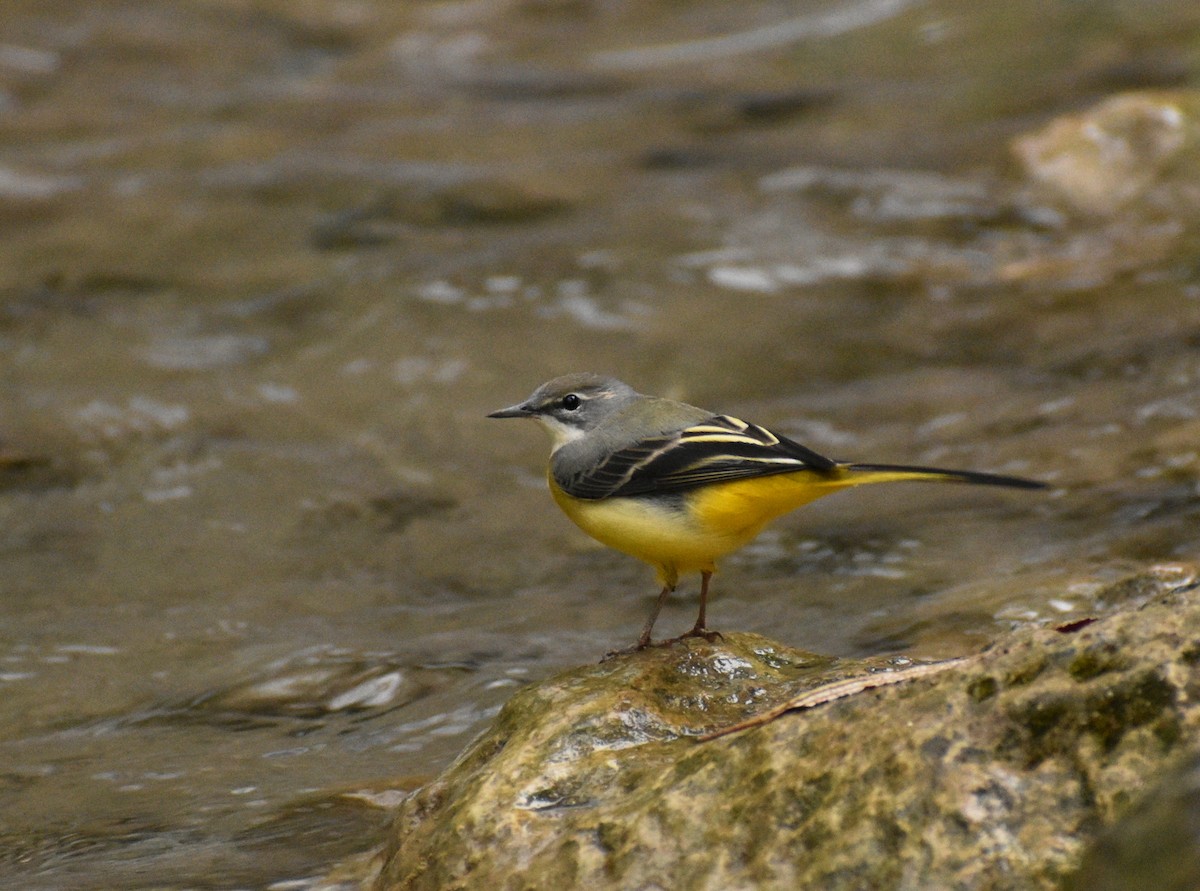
left=487, top=401, right=532, bottom=419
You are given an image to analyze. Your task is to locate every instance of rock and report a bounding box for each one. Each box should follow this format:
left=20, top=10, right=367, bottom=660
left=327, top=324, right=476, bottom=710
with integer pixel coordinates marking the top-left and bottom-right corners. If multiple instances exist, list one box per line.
left=1012, top=91, right=1200, bottom=218
left=310, top=178, right=571, bottom=247
left=371, top=565, right=1200, bottom=890
left=1063, top=748, right=1200, bottom=891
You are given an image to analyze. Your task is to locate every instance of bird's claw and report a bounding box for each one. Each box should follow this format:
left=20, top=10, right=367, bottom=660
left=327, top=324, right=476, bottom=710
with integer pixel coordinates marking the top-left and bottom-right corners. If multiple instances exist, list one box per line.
left=671, top=626, right=724, bottom=645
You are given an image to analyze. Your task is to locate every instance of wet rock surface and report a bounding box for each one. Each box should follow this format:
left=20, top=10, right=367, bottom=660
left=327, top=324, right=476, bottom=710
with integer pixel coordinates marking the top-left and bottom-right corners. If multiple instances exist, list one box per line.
left=374, top=566, right=1200, bottom=890
left=1065, top=746, right=1200, bottom=891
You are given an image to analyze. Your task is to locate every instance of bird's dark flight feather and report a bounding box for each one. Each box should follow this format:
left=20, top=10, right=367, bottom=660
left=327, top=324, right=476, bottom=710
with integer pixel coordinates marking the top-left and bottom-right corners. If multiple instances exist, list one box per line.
left=558, top=415, right=837, bottom=500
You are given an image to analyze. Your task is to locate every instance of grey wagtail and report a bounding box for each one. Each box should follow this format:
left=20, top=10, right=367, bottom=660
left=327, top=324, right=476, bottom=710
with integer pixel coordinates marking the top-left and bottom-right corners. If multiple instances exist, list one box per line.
left=489, top=373, right=1045, bottom=651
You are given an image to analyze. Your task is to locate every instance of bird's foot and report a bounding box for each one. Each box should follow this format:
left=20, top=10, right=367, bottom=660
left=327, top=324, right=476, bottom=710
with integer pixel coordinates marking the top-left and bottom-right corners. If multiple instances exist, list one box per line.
left=600, top=627, right=723, bottom=661
left=600, top=637, right=654, bottom=662
left=662, top=626, right=725, bottom=646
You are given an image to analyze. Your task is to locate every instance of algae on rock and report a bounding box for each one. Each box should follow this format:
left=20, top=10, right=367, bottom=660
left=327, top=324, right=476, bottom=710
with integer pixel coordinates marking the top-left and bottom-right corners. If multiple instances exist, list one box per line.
left=373, top=566, right=1200, bottom=890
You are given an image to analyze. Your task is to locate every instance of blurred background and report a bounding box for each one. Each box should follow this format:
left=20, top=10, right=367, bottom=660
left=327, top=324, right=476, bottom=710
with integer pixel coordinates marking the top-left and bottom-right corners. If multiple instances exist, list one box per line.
left=2, top=0, right=1200, bottom=886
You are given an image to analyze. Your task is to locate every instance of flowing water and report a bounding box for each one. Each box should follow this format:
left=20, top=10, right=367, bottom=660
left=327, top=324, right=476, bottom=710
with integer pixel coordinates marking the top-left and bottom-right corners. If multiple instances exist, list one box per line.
left=2, top=0, right=1200, bottom=886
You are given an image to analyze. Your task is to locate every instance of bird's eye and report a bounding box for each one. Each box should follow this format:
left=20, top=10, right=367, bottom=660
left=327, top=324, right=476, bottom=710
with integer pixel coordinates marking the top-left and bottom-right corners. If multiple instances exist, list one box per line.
left=561, top=394, right=582, bottom=411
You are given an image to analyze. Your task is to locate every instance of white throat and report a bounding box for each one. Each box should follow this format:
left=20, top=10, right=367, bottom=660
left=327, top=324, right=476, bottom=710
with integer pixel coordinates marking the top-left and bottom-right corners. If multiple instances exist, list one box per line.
left=536, top=417, right=588, bottom=452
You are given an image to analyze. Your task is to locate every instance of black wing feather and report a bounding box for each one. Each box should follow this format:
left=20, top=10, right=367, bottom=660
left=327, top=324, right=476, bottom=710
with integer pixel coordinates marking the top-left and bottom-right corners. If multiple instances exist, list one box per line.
left=560, top=415, right=836, bottom=500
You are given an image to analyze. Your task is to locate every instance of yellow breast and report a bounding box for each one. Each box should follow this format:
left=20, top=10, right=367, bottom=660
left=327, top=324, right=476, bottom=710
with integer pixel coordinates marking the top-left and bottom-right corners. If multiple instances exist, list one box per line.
left=548, top=470, right=850, bottom=583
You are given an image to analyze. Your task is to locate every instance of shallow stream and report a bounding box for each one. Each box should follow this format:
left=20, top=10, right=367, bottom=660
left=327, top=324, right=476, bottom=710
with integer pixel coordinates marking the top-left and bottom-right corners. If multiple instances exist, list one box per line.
left=2, top=1, right=1200, bottom=886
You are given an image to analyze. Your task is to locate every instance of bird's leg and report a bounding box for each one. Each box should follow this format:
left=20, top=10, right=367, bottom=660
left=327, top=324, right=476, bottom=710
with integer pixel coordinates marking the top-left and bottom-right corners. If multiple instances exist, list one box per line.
left=679, top=570, right=723, bottom=643
left=693, top=570, right=712, bottom=632
left=636, top=583, right=675, bottom=649
left=602, top=583, right=676, bottom=661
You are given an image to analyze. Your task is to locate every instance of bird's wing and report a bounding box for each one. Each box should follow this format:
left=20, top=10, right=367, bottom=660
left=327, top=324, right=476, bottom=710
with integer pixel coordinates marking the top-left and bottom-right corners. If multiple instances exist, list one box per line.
left=557, top=415, right=838, bottom=500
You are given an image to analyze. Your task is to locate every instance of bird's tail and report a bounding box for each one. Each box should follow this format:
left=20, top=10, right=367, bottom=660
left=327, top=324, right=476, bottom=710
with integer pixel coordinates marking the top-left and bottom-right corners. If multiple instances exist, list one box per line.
left=840, top=463, right=1046, bottom=490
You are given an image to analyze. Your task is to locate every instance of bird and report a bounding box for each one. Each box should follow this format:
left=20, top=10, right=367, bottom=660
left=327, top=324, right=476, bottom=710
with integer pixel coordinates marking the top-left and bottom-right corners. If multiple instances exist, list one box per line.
left=488, top=373, right=1046, bottom=652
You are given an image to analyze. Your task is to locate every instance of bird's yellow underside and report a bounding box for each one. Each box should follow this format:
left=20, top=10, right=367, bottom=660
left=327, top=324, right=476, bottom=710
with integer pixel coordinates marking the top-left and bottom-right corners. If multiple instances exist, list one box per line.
left=549, top=466, right=950, bottom=587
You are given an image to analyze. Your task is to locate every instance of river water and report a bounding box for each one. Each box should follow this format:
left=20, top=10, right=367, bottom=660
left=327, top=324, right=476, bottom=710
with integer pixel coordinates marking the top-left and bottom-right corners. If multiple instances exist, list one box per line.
left=3, top=1, right=1200, bottom=887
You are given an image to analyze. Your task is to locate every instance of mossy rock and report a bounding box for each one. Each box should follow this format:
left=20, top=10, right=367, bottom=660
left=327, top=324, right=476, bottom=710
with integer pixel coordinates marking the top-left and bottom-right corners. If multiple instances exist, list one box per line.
left=371, top=565, right=1200, bottom=890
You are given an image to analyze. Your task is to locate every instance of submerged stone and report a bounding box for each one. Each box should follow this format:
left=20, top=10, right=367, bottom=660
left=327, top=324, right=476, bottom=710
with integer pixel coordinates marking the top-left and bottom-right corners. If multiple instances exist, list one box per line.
left=371, top=566, right=1200, bottom=890
left=1012, top=90, right=1200, bottom=218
